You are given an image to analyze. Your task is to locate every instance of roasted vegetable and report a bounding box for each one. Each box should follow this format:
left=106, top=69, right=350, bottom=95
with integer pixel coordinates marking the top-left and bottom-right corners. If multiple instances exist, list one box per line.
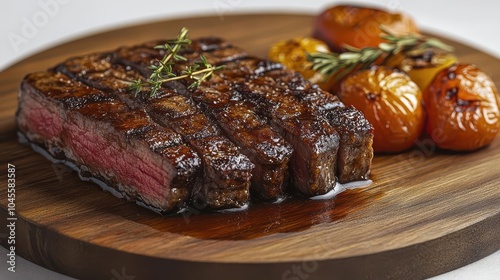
left=312, top=5, right=419, bottom=52
left=268, top=37, right=334, bottom=90
left=339, top=66, right=425, bottom=153
left=424, top=64, right=500, bottom=151
left=386, top=50, right=458, bottom=91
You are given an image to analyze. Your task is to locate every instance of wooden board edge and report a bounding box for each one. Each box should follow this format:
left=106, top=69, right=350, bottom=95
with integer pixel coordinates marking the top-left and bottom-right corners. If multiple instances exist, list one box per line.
left=2, top=206, right=498, bottom=280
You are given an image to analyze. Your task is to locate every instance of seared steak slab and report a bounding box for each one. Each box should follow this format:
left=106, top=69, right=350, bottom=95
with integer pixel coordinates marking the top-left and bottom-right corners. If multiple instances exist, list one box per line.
left=256, top=66, right=374, bottom=182
left=17, top=35, right=373, bottom=213
left=175, top=43, right=342, bottom=196
left=115, top=43, right=293, bottom=200
left=17, top=71, right=201, bottom=213
left=57, top=54, right=254, bottom=209
left=179, top=38, right=373, bottom=184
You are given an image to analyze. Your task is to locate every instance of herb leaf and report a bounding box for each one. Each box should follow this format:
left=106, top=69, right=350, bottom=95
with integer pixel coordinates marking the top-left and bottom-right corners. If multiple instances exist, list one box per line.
left=129, top=27, right=223, bottom=98
left=307, top=27, right=454, bottom=82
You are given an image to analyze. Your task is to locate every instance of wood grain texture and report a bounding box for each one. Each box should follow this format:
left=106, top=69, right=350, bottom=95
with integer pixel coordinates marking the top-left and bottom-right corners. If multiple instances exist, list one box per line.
left=1, top=14, right=499, bottom=280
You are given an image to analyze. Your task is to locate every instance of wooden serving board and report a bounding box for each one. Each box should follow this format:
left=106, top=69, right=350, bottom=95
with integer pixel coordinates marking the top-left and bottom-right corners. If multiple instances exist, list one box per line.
left=1, top=14, right=499, bottom=280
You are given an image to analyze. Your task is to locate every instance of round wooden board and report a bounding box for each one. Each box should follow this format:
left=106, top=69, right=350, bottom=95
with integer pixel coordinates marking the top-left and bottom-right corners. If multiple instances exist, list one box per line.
left=1, top=14, right=499, bottom=280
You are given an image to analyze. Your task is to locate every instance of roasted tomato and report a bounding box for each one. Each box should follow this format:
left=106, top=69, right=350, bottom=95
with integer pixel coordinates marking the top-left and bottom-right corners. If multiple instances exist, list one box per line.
left=424, top=64, right=500, bottom=151
left=386, top=50, right=458, bottom=91
left=268, top=37, right=334, bottom=90
left=312, top=5, right=419, bottom=52
left=338, top=66, right=425, bottom=153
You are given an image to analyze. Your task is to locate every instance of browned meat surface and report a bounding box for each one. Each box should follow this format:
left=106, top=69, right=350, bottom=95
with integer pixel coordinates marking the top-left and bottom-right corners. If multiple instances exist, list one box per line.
left=188, top=83, right=293, bottom=200
left=325, top=106, right=373, bottom=182
left=147, top=94, right=254, bottom=209
left=234, top=77, right=340, bottom=196
left=257, top=66, right=374, bottom=183
left=115, top=43, right=294, bottom=200
left=17, top=71, right=200, bottom=213
left=178, top=38, right=373, bottom=183
left=57, top=54, right=254, bottom=209
left=171, top=41, right=342, bottom=196
left=17, top=35, right=374, bottom=214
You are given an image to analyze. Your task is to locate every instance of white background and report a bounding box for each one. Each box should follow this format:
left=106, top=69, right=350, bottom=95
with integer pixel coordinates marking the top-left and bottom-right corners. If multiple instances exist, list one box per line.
left=1, top=0, right=499, bottom=279
left=2, top=0, right=500, bottom=71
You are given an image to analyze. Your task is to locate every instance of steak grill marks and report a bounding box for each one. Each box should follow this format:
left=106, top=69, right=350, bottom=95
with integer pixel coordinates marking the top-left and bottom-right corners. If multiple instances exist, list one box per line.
left=57, top=53, right=254, bottom=209
left=181, top=41, right=373, bottom=183
left=113, top=39, right=295, bottom=200
left=171, top=40, right=341, bottom=196
left=17, top=36, right=374, bottom=213
left=248, top=63, right=374, bottom=183
left=17, top=71, right=201, bottom=213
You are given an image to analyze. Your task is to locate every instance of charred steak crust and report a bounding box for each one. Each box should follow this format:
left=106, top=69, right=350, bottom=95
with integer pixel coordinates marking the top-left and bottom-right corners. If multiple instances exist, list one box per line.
left=17, top=71, right=201, bottom=213
left=175, top=42, right=341, bottom=196
left=113, top=43, right=295, bottom=201
left=250, top=64, right=374, bottom=183
left=234, top=77, right=340, bottom=196
left=177, top=38, right=373, bottom=184
left=324, top=106, right=373, bottom=182
left=159, top=41, right=340, bottom=196
left=57, top=53, right=254, bottom=209
left=60, top=51, right=292, bottom=201
left=188, top=84, right=294, bottom=200
left=17, top=36, right=374, bottom=213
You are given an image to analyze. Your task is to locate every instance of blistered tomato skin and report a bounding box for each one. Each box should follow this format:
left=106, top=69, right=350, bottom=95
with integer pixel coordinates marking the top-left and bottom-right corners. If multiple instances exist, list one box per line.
left=313, top=5, right=419, bottom=52
left=424, top=64, right=500, bottom=151
left=268, top=37, right=334, bottom=90
left=339, top=67, right=425, bottom=153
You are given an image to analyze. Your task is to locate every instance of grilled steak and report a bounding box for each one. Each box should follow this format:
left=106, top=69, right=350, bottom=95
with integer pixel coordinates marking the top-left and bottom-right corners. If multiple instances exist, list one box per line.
left=56, top=53, right=255, bottom=209
left=176, top=40, right=372, bottom=185
left=188, top=85, right=293, bottom=200
left=114, top=43, right=294, bottom=200
left=16, top=71, right=201, bottom=213
left=175, top=43, right=341, bottom=196
left=57, top=53, right=287, bottom=202
left=255, top=65, right=374, bottom=182
left=17, top=35, right=373, bottom=213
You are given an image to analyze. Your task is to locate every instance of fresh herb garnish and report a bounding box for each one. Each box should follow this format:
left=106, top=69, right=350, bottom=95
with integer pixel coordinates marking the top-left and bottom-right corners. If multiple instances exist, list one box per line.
left=129, top=27, right=224, bottom=98
left=307, top=26, right=454, bottom=82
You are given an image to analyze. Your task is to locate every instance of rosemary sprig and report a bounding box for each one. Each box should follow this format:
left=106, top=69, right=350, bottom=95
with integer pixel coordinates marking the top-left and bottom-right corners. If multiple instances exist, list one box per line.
left=129, top=27, right=223, bottom=97
left=307, top=26, right=454, bottom=82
